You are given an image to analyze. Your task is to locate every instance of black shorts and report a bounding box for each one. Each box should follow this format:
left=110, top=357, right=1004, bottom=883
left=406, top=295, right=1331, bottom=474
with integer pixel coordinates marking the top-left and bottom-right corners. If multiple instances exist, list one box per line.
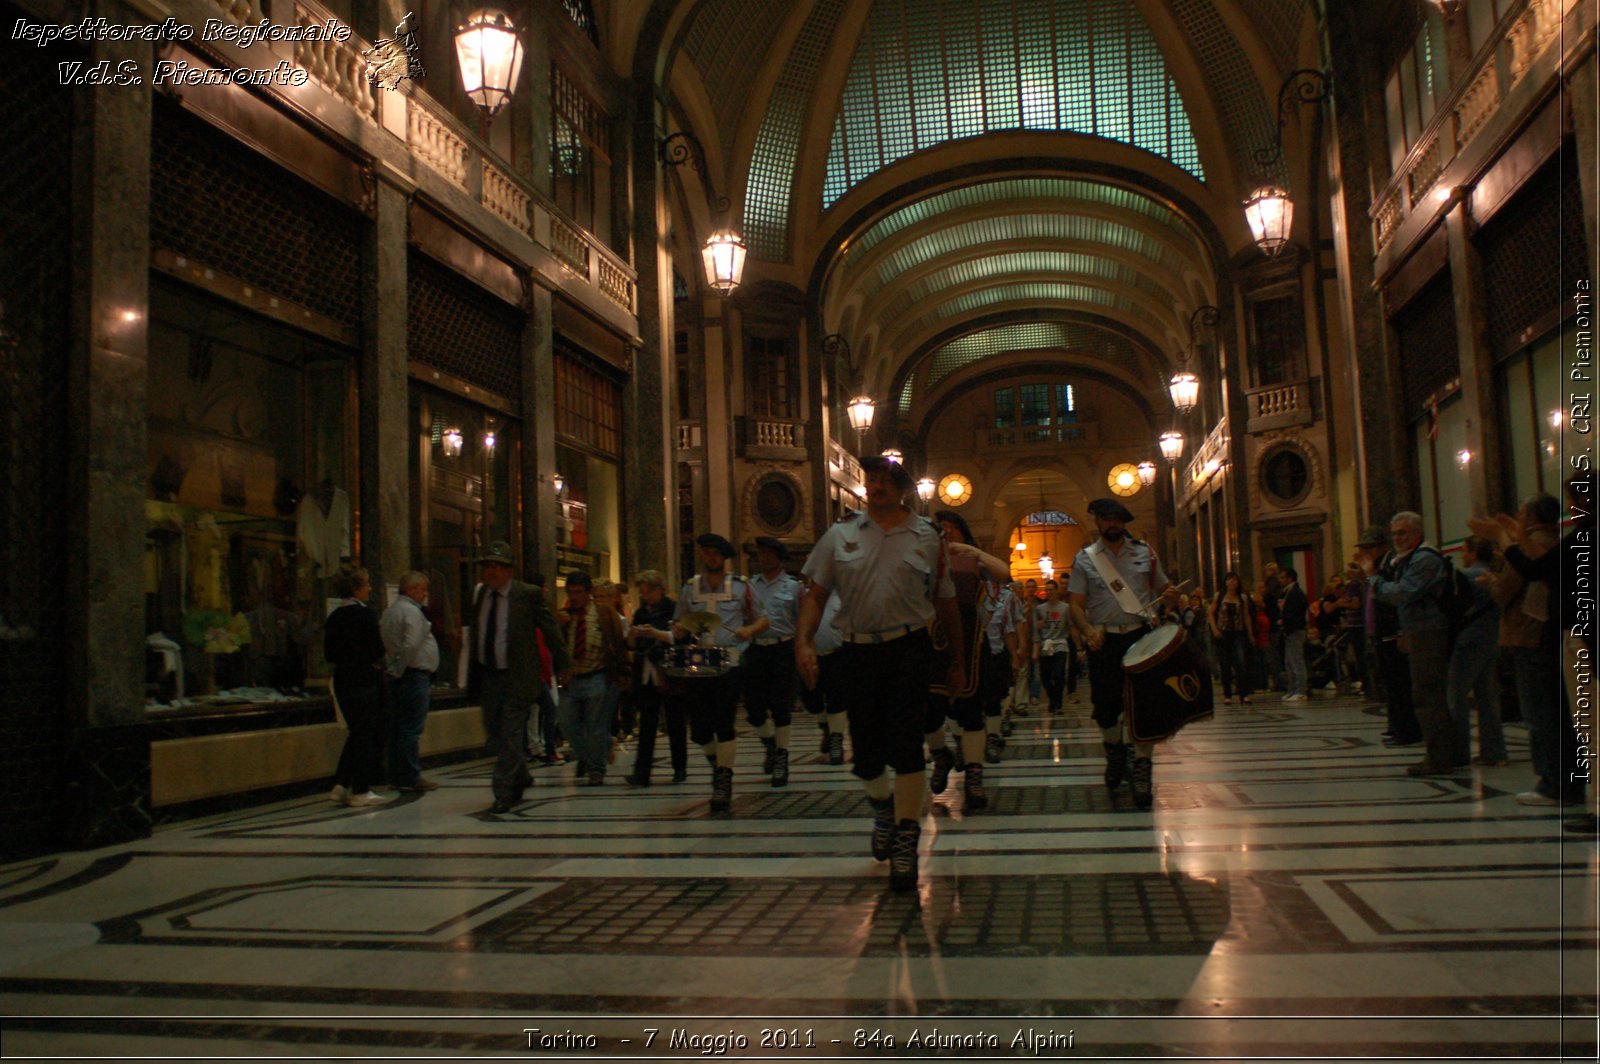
left=837, top=629, right=934, bottom=780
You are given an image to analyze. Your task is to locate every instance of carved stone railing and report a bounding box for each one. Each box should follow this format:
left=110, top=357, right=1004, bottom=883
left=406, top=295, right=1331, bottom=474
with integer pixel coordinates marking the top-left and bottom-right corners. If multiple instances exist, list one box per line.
left=753, top=419, right=799, bottom=448
left=549, top=215, right=589, bottom=275
left=676, top=421, right=703, bottom=451
left=481, top=161, right=531, bottom=236
left=595, top=256, right=633, bottom=312
left=974, top=421, right=1099, bottom=453
left=1372, top=0, right=1576, bottom=254
left=407, top=103, right=470, bottom=190
left=1181, top=418, right=1231, bottom=500
left=208, top=0, right=265, bottom=23
left=739, top=417, right=806, bottom=459
left=1245, top=379, right=1320, bottom=433
left=293, top=2, right=376, bottom=120
left=829, top=438, right=864, bottom=489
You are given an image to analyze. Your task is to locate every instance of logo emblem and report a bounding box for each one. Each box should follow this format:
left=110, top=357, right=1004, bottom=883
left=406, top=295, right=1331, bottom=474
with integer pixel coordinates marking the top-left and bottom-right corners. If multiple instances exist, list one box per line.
left=1164, top=673, right=1201, bottom=701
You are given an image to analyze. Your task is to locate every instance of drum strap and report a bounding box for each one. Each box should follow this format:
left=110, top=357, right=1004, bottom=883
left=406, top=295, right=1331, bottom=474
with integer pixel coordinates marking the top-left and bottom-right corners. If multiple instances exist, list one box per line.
left=1086, top=542, right=1149, bottom=619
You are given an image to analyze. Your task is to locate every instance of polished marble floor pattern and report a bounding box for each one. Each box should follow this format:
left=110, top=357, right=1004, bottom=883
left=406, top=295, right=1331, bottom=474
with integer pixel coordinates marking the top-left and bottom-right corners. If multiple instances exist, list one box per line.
left=1, top=693, right=1597, bottom=1060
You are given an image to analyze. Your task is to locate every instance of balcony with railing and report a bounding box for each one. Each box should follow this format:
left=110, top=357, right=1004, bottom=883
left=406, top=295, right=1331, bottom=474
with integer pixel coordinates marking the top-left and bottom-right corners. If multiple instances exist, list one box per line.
left=1372, top=0, right=1578, bottom=260
left=675, top=421, right=704, bottom=453
left=1180, top=419, right=1231, bottom=504
left=737, top=417, right=807, bottom=461
left=1245, top=379, right=1321, bottom=434
left=828, top=439, right=864, bottom=491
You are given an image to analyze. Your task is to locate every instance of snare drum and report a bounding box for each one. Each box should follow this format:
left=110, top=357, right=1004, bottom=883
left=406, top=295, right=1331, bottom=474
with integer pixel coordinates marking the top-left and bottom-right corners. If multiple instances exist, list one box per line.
left=661, top=643, right=737, bottom=678
left=1121, top=623, right=1213, bottom=743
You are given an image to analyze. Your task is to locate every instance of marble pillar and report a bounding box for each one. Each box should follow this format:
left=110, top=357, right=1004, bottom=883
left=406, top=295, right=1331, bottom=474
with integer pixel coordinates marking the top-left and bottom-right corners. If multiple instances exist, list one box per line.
left=1217, top=280, right=1254, bottom=579
left=521, top=286, right=560, bottom=581
left=1445, top=201, right=1504, bottom=514
left=359, top=177, right=411, bottom=594
left=1568, top=52, right=1600, bottom=288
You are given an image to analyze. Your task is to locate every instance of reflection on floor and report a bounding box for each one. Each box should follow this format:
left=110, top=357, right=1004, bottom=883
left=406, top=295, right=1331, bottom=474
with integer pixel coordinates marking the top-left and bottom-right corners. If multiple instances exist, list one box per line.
left=2, top=693, right=1596, bottom=1060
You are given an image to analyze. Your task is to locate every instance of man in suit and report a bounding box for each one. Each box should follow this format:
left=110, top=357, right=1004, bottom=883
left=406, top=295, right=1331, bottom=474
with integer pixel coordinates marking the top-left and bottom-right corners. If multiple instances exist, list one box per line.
left=468, top=541, right=572, bottom=814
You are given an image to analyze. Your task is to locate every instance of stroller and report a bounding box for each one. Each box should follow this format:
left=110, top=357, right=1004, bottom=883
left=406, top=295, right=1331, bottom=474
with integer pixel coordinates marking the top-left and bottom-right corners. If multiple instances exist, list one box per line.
left=1306, top=628, right=1358, bottom=695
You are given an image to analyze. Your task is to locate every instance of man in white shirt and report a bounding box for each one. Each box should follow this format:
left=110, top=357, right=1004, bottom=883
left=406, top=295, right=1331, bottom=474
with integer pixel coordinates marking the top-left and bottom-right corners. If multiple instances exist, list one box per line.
left=381, top=571, right=441, bottom=792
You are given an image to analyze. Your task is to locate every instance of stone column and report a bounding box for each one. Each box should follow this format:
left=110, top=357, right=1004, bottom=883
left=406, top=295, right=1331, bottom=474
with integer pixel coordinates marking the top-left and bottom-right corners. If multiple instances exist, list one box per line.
left=1444, top=200, right=1503, bottom=514
left=359, top=176, right=411, bottom=594
left=1216, top=280, right=1254, bottom=579
left=65, top=31, right=153, bottom=846
left=521, top=285, right=560, bottom=580
left=1569, top=52, right=1600, bottom=285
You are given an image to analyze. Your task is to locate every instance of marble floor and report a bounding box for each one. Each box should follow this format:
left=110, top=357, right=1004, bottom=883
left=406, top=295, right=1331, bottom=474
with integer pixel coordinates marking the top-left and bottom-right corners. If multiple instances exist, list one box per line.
left=1, top=692, right=1597, bottom=1061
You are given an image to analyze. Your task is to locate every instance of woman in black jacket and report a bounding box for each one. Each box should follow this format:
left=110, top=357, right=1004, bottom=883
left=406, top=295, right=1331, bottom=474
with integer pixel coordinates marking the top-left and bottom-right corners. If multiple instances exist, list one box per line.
left=323, top=565, right=391, bottom=807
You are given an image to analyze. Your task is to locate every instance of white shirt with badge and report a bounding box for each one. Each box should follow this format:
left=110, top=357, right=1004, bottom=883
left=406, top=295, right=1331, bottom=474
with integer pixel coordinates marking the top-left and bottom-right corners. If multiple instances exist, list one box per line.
left=802, top=511, right=956, bottom=637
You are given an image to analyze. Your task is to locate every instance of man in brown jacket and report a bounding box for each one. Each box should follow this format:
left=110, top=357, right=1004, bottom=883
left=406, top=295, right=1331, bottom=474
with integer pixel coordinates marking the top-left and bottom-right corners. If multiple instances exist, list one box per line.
left=468, top=542, right=572, bottom=814
left=557, top=570, right=629, bottom=786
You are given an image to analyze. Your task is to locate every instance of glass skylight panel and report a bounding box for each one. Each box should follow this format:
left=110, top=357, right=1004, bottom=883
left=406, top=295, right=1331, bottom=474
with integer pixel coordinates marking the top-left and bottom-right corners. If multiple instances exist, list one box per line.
left=821, top=0, right=1203, bottom=210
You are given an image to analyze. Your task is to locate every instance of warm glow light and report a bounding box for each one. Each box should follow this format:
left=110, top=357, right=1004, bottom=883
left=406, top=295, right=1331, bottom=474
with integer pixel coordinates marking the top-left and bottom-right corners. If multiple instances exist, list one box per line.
left=916, top=477, right=936, bottom=502
left=881, top=449, right=904, bottom=464
left=1159, top=430, right=1185, bottom=462
left=1244, top=183, right=1293, bottom=256
left=701, top=229, right=747, bottom=294
left=853, top=485, right=867, bottom=498
left=846, top=395, right=876, bottom=433
left=1456, top=448, right=1473, bottom=467
left=1116, top=471, right=1136, bottom=489
left=1014, top=541, right=1027, bottom=554
left=1137, top=460, right=1158, bottom=487
left=1039, top=553, right=1055, bottom=580
left=454, top=9, right=524, bottom=118
left=483, top=430, right=497, bottom=450
left=441, top=427, right=464, bottom=457
left=945, top=480, right=964, bottom=498
left=1551, top=410, right=1564, bottom=430
left=1168, top=370, right=1201, bottom=412
left=553, top=472, right=565, bottom=494
left=1423, top=0, right=1464, bottom=15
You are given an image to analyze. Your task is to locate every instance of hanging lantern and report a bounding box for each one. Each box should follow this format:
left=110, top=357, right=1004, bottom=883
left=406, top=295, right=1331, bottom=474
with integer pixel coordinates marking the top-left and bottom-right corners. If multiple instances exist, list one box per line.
left=1168, top=370, right=1201, bottom=413
left=1159, top=430, right=1185, bottom=462
left=1244, top=184, right=1294, bottom=256
left=454, top=9, right=524, bottom=118
left=553, top=472, right=565, bottom=495
left=846, top=395, right=876, bottom=434
left=701, top=228, right=747, bottom=294
left=881, top=448, right=904, bottom=464
left=916, top=477, right=936, bottom=502
left=1039, top=552, right=1054, bottom=580
left=441, top=427, right=464, bottom=457
left=1137, top=460, right=1158, bottom=487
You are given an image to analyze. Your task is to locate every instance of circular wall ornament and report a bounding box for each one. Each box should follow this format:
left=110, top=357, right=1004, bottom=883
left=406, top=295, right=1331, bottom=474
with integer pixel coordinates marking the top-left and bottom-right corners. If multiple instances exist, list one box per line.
left=749, top=472, right=802, bottom=533
left=1107, top=463, right=1143, bottom=497
left=1258, top=442, right=1313, bottom=508
left=937, top=473, right=973, bottom=507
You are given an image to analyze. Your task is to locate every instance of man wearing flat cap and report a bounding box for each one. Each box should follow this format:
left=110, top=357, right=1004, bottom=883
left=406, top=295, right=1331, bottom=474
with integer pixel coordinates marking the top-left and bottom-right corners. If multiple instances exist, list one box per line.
left=796, top=454, right=967, bottom=892
left=745, top=537, right=802, bottom=787
left=468, top=541, right=572, bottom=815
left=1067, top=498, right=1176, bottom=811
left=672, top=532, right=769, bottom=812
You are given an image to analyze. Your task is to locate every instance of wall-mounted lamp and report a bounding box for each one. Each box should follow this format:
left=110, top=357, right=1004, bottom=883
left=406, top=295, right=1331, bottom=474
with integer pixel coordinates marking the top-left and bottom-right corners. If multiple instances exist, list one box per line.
left=825, top=334, right=876, bottom=448
left=454, top=9, right=524, bottom=122
left=1171, top=305, right=1219, bottom=413
left=1137, top=460, right=1158, bottom=487
left=660, top=131, right=747, bottom=294
left=881, top=448, right=904, bottom=464
left=1246, top=69, right=1332, bottom=256
left=1456, top=448, right=1473, bottom=468
left=1159, top=430, right=1186, bottom=462
left=916, top=476, right=936, bottom=502
left=553, top=472, right=565, bottom=495
left=483, top=419, right=497, bottom=451
left=442, top=427, right=464, bottom=457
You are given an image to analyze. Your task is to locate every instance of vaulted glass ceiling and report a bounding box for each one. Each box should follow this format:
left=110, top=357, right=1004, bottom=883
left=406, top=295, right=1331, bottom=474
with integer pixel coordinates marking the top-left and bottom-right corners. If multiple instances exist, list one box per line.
left=897, top=320, right=1147, bottom=414
left=821, top=0, right=1204, bottom=209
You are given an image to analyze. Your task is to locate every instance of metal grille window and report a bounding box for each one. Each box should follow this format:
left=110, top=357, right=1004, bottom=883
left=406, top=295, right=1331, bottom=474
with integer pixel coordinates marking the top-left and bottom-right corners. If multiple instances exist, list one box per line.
left=556, top=351, right=622, bottom=457
left=822, top=0, right=1203, bottom=210
left=746, top=333, right=794, bottom=419
left=1019, top=383, right=1050, bottom=426
left=407, top=251, right=524, bottom=404
left=1479, top=148, right=1589, bottom=358
left=551, top=65, right=609, bottom=233
left=561, top=0, right=599, bottom=46
left=1248, top=296, right=1305, bottom=388
left=1392, top=271, right=1458, bottom=414
left=995, top=387, right=1016, bottom=428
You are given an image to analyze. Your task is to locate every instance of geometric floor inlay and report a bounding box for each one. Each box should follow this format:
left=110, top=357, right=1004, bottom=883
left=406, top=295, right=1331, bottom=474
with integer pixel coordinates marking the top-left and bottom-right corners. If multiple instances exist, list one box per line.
left=732, top=783, right=1207, bottom=818
left=471, top=874, right=1231, bottom=956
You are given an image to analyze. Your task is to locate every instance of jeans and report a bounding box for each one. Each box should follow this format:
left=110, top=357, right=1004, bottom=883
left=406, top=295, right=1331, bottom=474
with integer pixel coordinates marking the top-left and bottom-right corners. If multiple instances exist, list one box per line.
left=1028, top=658, right=1043, bottom=700
left=387, top=668, right=432, bottom=785
left=1446, top=637, right=1506, bottom=763
left=1283, top=630, right=1308, bottom=697
left=1039, top=651, right=1068, bottom=711
left=1216, top=631, right=1252, bottom=699
left=558, top=672, right=613, bottom=777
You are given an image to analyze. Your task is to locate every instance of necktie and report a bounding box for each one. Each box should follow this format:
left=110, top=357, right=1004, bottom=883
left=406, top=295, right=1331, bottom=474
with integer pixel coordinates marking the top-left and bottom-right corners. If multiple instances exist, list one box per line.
left=484, top=590, right=500, bottom=670
left=572, top=608, right=588, bottom=661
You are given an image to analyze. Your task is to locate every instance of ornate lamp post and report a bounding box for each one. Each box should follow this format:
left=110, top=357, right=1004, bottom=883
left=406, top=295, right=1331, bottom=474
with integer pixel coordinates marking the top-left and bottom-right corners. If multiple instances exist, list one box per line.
left=1245, top=69, right=1332, bottom=256
left=661, top=131, right=747, bottom=294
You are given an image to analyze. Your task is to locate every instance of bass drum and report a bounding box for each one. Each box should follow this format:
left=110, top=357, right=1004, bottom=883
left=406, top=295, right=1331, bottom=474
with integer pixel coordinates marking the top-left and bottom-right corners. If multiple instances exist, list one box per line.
left=1121, top=623, right=1214, bottom=743
left=661, top=643, right=737, bottom=678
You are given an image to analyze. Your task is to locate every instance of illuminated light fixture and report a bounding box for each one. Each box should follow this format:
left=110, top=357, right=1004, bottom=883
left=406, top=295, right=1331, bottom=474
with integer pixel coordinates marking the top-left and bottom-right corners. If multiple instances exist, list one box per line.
left=881, top=448, right=904, bottom=464
left=846, top=395, right=876, bottom=435
left=1014, top=540, right=1027, bottom=555
left=1243, top=184, right=1294, bottom=257
left=1108, top=463, right=1142, bottom=497
left=1168, top=369, right=1201, bottom=413
left=700, top=228, right=747, bottom=295
left=553, top=472, right=565, bottom=495
left=944, top=479, right=964, bottom=498
left=938, top=473, right=973, bottom=506
left=1246, top=70, right=1332, bottom=256
left=1137, top=460, right=1158, bottom=487
left=1422, top=0, right=1463, bottom=14
left=454, top=9, right=524, bottom=120
left=1456, top=448, right=1473, bottom=467
left=483, top=421, right=497, bottom=451
left=661, top=131, right=747, bottom=295
left=1159, top=430, right=1185, bottom=462
left=1039, top=552, right=1055, bottom=581
left=1550, top=410, right=1564, bottom=430
left=916, top=477, right=936, bottom=502
left=853, top=485, right=867, bottom=498
left=441, top=427, right=464, bottom=457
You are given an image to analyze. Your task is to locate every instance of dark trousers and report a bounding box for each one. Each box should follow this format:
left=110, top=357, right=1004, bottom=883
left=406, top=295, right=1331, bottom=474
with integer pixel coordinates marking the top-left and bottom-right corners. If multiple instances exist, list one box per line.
left=387, top=669, right=432, bottom=786
left=743, top=642, right=797, bottom=729
left=1406, top=628, right=1454, bottom=770
left=1376, top=637, right=1420, bottom=742
left=333, top=679, right=385, bottom=793
left=677, top=668, right=743, bottom=745
left=1086, top=628, right=1149, bottom=730
left=480, top=671, right=533, bottom=801
left=1040, top=651, right=1068, bottom=711
left=1216, top=631, right=1252, bottom=699
left=632, top=682, right=687, bottom=779
left=979, top=646, right=1012, bottom=719
left=838, top=630, right=934, bottom=780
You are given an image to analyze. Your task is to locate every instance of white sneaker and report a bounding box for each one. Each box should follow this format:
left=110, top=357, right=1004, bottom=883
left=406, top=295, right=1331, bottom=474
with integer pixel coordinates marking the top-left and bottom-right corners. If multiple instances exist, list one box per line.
left=1284, top=694, right=1308, bottom=703
left=345, top=790, right=393, bottom=807
left=328, top=785, right=349, bottom=804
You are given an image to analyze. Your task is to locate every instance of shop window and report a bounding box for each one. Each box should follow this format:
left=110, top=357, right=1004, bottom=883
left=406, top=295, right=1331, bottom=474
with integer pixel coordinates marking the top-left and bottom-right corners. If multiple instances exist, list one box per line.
left=555, top=351, right=622, bottom=458
left=678, top=463, right=697, bottom=582
left=1248, top=296, right=1305, bottom=387
left=1499, top=323, right=1579, bottom=506
left=1412, top=394, right=1471, bottom=547
left=144, top=280, right=354, bottom=707
left=994, top=387, right=1016, bottom=428
left=551, top=64, right=610, bottom=239
left=556, top=443, right=621, bottom=584
left=1383, top=13, right=1449, bottom=173
left=1019, top=383, right=1050, bottom=427
left=746, top=332, right=795, bottom=419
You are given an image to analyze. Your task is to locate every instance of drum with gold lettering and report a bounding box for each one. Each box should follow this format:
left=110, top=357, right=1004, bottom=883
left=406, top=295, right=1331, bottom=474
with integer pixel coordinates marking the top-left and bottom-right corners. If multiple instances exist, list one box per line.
left=1121, top=623, right=1213, bottom=743
left=662, top=643, right=736, bottom=678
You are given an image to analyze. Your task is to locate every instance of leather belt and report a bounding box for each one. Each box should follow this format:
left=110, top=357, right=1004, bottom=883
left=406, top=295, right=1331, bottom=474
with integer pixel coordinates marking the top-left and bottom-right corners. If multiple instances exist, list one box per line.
left=842, top=624, right=923, bottom=645
left=753, top=637, right=795, bottom=647
left=1100, top=623, right=1147, bottom=635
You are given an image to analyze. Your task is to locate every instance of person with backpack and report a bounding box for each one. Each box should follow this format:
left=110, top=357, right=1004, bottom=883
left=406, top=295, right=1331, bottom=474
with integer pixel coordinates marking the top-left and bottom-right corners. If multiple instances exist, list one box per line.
left=1359, top=511, right=1453, bottom=777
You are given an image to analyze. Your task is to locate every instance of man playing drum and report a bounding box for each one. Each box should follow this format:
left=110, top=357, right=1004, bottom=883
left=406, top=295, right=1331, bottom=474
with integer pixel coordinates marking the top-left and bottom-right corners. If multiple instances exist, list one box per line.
left=672, top=533, right=768, bottom=813
left=1066, top=497, right=1177, bottom=811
